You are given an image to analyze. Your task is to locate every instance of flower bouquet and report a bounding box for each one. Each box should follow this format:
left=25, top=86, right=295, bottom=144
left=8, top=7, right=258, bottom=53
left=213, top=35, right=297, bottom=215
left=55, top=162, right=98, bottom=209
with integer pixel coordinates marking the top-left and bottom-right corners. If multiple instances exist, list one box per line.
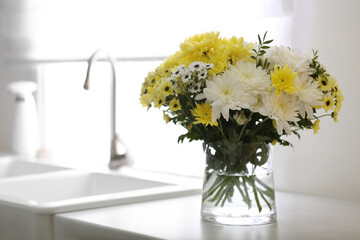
left=140, top=32, right=343, bottom=225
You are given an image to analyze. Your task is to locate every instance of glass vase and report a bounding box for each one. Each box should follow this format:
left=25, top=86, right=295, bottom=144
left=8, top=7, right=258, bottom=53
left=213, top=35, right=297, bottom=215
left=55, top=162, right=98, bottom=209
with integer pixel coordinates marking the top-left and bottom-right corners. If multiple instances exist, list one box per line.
left=201, top=142, right=277, bottom=225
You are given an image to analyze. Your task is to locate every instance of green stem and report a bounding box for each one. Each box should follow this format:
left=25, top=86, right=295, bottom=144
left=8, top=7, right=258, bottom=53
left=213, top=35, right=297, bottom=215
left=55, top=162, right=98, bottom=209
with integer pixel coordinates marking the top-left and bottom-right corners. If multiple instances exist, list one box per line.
left=220, top=188, right=230, bottom=207
left=249, top=176, right=262, bottom=213
left=202, top=177, right=225, bottom=202
left=311, top=114, right=332, bottom=120
left=238, top=112, right=254, bottom=141
left=217, top=120, right=228, bottom=140
left=234, top=146, right=259, bottom=173
left=258, top=188, right=272, bottom=211
left=235, top=178, right=251, bottom=209
left=214, top=186, right=228, bottom=207
left=254, top=117, right=270, bottom=132
left=255, top=177, right=275, bottom=199
left=211, top=181, right=227, bottom=202
left=242, top=176, right=250, bottom=201
left=255, top=177, right=274, bottom=193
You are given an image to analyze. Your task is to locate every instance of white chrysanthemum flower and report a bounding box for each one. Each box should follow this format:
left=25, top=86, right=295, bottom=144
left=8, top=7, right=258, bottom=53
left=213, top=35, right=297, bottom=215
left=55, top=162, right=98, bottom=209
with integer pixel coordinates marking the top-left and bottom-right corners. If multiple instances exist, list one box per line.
left=196, top=76, right=254, bottom=122
left=259, top=91, right=299, bottom=135
left=264, top=46, right=314, bottom=75
left=225, top=61, right=271, bottom=95
left=294, top=73, right=323, bottom=118
left=189, top=61, right=206, bottom=72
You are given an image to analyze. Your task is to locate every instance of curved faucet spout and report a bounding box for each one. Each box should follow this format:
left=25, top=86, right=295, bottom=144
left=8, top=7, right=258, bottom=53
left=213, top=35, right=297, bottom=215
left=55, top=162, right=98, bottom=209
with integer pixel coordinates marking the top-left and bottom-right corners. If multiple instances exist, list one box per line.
left=83, top=49, right=128, bottom=169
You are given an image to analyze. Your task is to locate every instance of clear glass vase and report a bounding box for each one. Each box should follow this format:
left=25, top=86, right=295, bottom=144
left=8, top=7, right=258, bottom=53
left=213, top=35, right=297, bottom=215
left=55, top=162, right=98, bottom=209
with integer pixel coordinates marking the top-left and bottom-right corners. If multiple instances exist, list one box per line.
left=201, top=142, right=277, bottom=225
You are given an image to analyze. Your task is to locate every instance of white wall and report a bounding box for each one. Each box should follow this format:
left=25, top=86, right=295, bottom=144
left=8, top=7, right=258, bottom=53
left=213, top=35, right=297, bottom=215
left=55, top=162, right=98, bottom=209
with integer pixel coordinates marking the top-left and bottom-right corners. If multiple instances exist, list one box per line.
left=273, top=0, right=360, bottom=201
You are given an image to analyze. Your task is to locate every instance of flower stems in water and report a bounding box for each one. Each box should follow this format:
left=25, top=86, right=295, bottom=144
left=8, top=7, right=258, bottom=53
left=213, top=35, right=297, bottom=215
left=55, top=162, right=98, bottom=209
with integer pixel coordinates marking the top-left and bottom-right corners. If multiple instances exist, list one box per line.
left=202, top=173, right=274, bottom=212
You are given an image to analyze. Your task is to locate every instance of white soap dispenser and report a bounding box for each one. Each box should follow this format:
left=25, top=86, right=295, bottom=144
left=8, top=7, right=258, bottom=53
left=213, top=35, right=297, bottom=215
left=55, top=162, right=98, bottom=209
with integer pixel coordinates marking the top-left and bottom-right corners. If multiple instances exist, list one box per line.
left=8, top=81, right=40, bottom=157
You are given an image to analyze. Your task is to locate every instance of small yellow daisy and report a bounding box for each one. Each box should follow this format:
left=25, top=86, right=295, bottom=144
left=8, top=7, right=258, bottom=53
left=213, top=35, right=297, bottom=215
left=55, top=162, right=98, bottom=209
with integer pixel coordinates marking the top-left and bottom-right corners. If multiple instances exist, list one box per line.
left=322, top=94, right=335, bottom=112
left=163, top=112, right=171, bottom=124
left=139, top=94, right=153, bottom=108
left=313, top=119, right=320, bottom=134
left=154, top=96, right=165, bottom=108
left=335, top=90, right=344, bottom=108
left=332, top=110, right=339, bottom=123
left=169, top=99, right=181, bottom=112
left=160, top=81, right=173, bottom=97
left=317, top=75, right=331, bottom=92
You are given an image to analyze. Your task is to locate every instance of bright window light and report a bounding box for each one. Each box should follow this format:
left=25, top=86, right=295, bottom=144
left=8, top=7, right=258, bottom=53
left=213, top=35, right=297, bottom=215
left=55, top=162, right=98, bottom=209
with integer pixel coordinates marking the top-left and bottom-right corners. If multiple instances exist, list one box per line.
left=42, top=61, right=205, bottom=176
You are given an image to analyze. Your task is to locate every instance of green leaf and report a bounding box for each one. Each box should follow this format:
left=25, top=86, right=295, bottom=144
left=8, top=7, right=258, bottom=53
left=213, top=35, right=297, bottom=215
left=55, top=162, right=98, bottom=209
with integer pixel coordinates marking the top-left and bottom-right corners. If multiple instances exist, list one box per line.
left=177, top=134, right=186, bottom=143
left=292, top=131, right=300, bottom=139
left=258, top=34, right=262, bottom=45
left=263, top=40, right=273, bottom=44
left=263, top=31, right=268, bottom=41
left=259, top=51, right=266, bottom=57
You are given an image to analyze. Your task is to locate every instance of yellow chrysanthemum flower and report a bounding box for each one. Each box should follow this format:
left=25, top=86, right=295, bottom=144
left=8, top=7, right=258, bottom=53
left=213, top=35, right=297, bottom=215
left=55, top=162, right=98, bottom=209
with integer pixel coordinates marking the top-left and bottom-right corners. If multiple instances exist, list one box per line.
left=179, top=32, right=228, bottom=75
left=322, top=94, right=335, bottom=112
left=159, top=52, right=182, bottom=77
left=169, top=99, right=181, bottom=112
left=163, top=112, right=171, bottom=124
left=191, top=103, right=218, bottom=127
left=223, top=36, right=254, bottom=65
left=313, top=119, right=320, bottom=134
left=270, top=64, right=297, bottom=96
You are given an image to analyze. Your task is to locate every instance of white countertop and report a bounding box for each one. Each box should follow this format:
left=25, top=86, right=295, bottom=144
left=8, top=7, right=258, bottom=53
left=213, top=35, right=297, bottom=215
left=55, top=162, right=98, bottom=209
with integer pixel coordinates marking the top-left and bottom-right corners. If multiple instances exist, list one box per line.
left=54, top=191, right=360, bottom=240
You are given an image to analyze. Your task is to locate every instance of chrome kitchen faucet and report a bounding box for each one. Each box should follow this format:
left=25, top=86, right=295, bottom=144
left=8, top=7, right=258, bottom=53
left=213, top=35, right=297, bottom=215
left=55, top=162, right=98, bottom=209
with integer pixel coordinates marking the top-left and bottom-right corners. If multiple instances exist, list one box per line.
left=83, top=49, right=129, bottom=169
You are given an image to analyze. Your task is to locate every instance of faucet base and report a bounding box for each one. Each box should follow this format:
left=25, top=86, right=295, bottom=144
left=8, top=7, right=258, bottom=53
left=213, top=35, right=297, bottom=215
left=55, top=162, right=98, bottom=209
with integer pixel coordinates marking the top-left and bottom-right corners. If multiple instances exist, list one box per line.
left=108, top=134, right=131, bottom=170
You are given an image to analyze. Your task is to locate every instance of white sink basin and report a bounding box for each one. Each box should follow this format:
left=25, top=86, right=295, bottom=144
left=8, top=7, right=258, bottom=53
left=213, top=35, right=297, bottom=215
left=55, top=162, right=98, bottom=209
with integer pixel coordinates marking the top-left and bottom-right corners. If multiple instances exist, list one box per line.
left=0, top=170, right=197, bottom=213
left=0, top=157, right=68, bottom=178
left=0, top=163, right=201, bottom=240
